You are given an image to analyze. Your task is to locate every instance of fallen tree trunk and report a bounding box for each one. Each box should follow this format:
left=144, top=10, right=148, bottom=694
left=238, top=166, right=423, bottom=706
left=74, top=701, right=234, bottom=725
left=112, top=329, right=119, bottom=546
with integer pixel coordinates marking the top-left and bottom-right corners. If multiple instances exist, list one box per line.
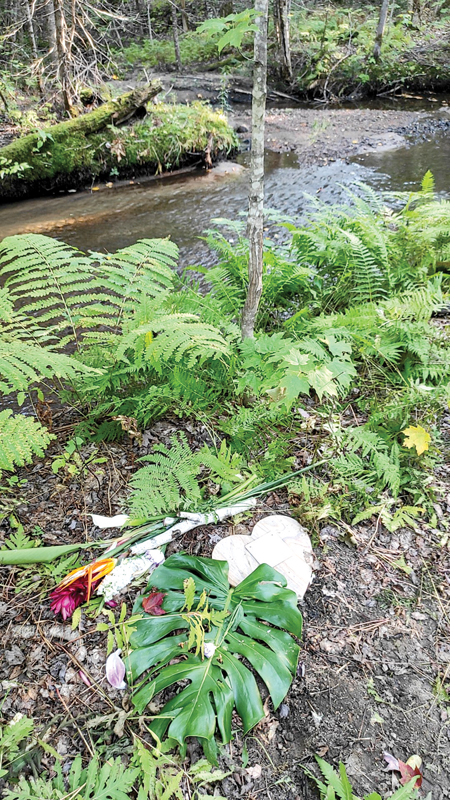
left=0, top=83, right=161, bottom=199
left=0, top=97, right=237, bottom=203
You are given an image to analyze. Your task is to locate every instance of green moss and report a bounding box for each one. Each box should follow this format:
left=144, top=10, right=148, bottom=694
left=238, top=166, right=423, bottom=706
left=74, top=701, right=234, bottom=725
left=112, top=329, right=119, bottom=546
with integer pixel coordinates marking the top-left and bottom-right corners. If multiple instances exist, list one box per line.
left=0, top=102, right=238, bottom=200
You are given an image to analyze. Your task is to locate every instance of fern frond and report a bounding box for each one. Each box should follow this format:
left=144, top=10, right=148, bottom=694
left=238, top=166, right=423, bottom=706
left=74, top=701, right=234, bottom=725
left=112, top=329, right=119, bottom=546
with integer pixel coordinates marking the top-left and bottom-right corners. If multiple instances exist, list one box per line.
left=0, top=287, right=13, bottom=322
left=128, top=433, right=244, bottom=517
left=0, top=234, right=110, bottom=346
left=0, top=410, right=54, bottom=474
left=128, top=433, right=203, bottom=516
left=116, top=314, right=230, bottom=373
left=97, top=238, right=178, bottom=326
left=340, top=230, right=387, bottom=305
left=421, top=169, right=435, bottom=195
left=0, top=340, right=92, bottom=394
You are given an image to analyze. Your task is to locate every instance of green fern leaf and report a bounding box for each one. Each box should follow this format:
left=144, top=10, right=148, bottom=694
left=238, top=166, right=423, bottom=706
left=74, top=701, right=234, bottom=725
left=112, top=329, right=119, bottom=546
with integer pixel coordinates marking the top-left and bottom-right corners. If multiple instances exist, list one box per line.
left=97, top=238, right=178, bottom=324
left=0, top=340, right=91, bottom=394
left=0, top=234, right=108, bottom=346
left=0, top=287, right=13, bottom=322
left=128, top=433, right=203, bottom=516
left=0, top=410, right=54, bottom=474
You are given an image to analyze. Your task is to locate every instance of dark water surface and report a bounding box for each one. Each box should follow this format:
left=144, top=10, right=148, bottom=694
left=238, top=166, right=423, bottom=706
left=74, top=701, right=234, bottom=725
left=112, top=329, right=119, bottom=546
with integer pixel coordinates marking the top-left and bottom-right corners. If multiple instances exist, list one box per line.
left=0, top=130, right=449, bottom=267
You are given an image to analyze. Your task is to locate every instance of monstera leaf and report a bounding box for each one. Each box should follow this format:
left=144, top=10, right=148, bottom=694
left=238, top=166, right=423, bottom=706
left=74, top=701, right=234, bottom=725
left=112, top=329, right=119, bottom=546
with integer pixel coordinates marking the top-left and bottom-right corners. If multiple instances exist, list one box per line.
left=128, top=554, right=302, bottom=756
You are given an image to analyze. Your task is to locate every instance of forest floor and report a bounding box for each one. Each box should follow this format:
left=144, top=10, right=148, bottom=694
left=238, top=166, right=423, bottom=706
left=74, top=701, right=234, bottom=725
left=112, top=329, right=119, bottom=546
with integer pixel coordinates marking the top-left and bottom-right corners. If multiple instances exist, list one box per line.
left=1, top=408, right=449, bottom=799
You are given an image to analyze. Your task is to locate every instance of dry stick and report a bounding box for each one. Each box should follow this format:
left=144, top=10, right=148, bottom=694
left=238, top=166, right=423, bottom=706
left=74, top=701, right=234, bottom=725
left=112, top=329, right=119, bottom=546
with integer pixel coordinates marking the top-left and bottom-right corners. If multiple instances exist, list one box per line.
left=363, top=509, right=383, bottom=554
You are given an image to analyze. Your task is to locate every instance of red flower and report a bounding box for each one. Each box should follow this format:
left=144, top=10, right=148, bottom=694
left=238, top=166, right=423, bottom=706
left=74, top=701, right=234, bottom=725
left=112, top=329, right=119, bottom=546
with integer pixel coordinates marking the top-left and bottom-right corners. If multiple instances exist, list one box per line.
left=142, top=589, right=166, bottom=615
left=50, top=558, right=116, bottom=620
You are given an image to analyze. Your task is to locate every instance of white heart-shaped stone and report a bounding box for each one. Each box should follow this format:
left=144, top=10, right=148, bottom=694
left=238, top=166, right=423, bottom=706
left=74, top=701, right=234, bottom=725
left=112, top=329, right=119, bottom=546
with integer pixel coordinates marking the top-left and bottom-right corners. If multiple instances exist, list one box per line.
left=212, top=515, right=313, bottom=600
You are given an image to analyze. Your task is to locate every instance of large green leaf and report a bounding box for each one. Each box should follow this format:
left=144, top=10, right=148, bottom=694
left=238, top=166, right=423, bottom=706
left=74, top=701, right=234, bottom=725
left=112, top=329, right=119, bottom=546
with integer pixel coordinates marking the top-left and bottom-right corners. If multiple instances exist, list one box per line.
left=128, top=554, right=302, bottom=756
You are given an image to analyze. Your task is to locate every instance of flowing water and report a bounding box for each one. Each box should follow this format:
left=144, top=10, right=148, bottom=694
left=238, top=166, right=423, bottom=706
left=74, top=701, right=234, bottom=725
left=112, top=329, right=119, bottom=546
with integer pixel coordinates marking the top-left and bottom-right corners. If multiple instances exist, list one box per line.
left=0, top=127, right=449, bottom=268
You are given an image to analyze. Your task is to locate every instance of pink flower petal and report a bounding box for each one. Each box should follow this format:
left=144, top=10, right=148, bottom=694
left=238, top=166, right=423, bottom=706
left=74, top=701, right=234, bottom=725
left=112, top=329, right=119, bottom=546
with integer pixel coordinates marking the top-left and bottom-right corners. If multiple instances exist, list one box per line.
left=383, top=752, right=400, bottom=772
left=79, top=670, right=91, bottom=687
left=105, top=649, right=127, bottom=690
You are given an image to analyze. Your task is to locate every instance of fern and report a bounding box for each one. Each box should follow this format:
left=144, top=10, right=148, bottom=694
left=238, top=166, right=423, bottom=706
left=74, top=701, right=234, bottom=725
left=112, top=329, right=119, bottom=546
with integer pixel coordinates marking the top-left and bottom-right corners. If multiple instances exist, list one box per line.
left=289, top=176, right=450, bottom=309
left=0, top=715, right=34, bottom=780
left=341, top=229, right=387, bottom=305
left=128, top=433, right=244, bottom=517
left=0, top=410, right=55, bottom=475
left=0, top=287, right=13, bottom=322
left=118, top=313, right=230, bottom=372
left=334, top=425, right=401, bottom=497
left=0, top=235, right=180, bottom=349
left=96, top=238, right=178, bottom=328
left=129, top=433, right=203, bottom=515
left=198, top=221, right=313, bottom=329
left=0, top=340, right=90, bottom=394
left=4, top=754, right=139, bottom=800
left=0, top=234, right=109, bottom=347
left=303, top=756, right=420, bottom=800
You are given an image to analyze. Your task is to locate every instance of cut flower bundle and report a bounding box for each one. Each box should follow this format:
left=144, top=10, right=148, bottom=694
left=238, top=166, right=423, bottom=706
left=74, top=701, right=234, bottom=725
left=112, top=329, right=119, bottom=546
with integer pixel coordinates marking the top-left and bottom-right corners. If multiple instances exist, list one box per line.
left=0, top=464, right=323, bottom=619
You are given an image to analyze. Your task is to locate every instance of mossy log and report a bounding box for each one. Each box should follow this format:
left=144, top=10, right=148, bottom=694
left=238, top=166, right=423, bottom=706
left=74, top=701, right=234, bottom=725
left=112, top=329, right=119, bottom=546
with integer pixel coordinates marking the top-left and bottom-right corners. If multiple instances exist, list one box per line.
left=0, top=83, right=161, bottom=167
left=0, top=99, right=237, bottom=202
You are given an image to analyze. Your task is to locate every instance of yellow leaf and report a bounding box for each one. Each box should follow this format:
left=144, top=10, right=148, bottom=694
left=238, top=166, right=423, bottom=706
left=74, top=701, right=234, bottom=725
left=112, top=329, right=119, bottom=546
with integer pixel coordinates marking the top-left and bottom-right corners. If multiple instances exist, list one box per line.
left=402, top=424, right=431, bottom=456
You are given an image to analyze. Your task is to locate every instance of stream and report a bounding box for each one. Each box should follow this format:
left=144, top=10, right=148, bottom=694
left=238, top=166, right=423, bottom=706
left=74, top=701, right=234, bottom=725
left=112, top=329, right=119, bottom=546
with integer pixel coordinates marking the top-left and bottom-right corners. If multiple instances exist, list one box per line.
left=0, top=126, right=449, bottom=268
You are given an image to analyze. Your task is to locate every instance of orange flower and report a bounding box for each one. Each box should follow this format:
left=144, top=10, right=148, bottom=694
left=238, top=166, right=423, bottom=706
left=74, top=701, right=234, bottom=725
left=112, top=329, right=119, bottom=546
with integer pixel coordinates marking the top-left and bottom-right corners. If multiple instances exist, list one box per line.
left=50, top=558, right=116, bottom=620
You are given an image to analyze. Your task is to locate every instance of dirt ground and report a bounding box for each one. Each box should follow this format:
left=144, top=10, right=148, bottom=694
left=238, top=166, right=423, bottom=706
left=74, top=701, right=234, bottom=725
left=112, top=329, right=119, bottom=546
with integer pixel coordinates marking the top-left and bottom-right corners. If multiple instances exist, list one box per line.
left=1, top=406, right=449, bottom=799
left=230, top=104, right=450, bottom=166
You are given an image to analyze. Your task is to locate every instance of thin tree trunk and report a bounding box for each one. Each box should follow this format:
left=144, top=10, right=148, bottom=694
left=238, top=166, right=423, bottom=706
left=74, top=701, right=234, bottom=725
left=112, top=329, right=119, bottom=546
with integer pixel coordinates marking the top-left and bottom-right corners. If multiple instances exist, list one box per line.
left=273, top=0, right=292, bottom=82
left=373, top=0, right=389, bottom=61
left=241, top=0, right=268, bottom=340
left=146, top=0, right=152, bottom=40
left=180, top=0, right=188, bottom=32
left=171, top=2, right=182, bottom=70
left=25, top=0, right=44, bottom=95
left=52, top=0, right=74, bottom=114
left=46, top=0, right=59, bottom=74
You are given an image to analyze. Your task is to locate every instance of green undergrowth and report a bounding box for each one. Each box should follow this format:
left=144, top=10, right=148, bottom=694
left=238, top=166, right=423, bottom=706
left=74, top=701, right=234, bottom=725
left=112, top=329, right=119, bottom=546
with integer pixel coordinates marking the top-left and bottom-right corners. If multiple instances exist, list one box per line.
left=0, top=172, right=449, bottom=527
left=0, top=715, right=231, bottom=799
left=303, top=755, right=420, bottom=799
left=115, top=7, right=450, bottom=98
left=0, top=102, right=237, bottom=199
left=118, top=30, right=235, bottom=70
left=1, top=172, right=450, bottom=783
left=289, top=7, right=450, bottom=97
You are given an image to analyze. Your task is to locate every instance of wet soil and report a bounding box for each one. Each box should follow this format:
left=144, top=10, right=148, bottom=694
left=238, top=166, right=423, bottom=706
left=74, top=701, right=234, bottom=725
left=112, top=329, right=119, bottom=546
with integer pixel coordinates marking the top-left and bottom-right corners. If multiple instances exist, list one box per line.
left=230, top=103, right=450, bottom=165
left=1, top=411, right=449, bottom=798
